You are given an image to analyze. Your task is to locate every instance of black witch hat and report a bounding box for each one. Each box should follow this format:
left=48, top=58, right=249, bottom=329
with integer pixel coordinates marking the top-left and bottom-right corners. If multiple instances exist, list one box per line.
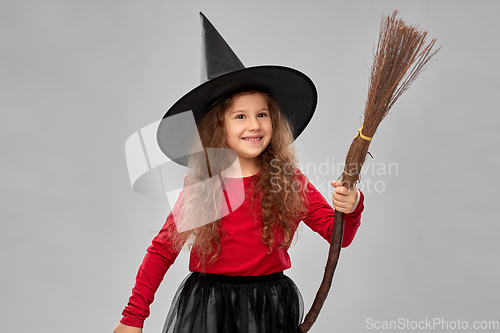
left=157, top=13, right=317, bottom=166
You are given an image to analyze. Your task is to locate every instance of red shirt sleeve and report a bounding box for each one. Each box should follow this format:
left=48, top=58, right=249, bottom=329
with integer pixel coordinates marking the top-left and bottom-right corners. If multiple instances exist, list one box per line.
left=120, top=212, right=181, bottom=328
left=302, top=179, right=364, bottom=247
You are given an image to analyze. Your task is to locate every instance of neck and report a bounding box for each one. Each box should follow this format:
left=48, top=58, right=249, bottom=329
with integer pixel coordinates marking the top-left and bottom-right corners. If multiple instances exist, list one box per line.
left=223, top=157, right=260, bottom=178
left=240, top=157, right=260, bottom=177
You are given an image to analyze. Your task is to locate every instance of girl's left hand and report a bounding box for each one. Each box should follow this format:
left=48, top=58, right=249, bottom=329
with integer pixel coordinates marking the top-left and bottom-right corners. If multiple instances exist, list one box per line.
left=331, top=180, right=358, bottom=214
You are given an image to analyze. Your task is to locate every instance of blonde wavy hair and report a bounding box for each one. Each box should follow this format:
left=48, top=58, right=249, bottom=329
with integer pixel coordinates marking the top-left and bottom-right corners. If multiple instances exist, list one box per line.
left=165, top=90, right=309, bottom=270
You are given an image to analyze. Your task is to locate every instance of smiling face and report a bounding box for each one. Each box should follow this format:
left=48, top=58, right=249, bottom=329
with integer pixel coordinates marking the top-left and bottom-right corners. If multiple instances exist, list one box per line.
left=223, top=92, right=273, bottom=175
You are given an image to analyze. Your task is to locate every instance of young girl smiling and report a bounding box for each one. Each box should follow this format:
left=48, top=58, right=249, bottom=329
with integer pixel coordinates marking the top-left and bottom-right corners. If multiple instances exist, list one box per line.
left=114, top=13, right=363, bottom=333
left=223, top=92, right=273, bottom=176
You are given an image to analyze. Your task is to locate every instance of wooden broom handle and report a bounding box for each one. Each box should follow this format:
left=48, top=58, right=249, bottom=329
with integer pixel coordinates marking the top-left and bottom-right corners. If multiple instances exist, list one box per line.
left=299, top=210, right=345, bottom=332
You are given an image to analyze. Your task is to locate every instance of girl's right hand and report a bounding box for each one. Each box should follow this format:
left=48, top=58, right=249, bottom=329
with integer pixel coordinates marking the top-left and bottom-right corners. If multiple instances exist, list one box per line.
left=113, top=323, right=142, bottom=333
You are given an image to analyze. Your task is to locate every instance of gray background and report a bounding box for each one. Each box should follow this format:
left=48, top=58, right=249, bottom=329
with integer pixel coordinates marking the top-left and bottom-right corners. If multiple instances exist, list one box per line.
left=1, top=0, right=499, bottom=332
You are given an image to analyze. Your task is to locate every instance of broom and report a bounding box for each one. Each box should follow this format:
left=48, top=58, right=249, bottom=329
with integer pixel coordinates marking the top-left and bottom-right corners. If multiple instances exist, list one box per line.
left=299, top=10, right=441, bottom=332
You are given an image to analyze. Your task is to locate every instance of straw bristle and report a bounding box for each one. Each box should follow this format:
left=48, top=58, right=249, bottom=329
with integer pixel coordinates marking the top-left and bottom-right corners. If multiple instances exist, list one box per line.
left=342, top=10, right=440, bottom=188
left=364, top=10, right=440, bottom=137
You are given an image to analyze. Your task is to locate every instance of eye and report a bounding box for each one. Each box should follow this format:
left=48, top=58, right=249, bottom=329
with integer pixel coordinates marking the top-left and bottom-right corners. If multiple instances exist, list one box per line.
left=235, top=114, right=245, bottom=119
left=258, top=112, right=269, bottom=118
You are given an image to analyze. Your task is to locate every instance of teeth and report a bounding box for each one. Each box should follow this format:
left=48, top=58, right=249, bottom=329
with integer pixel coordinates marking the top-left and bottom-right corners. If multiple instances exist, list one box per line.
left=244, top=137, right=261, bottom=141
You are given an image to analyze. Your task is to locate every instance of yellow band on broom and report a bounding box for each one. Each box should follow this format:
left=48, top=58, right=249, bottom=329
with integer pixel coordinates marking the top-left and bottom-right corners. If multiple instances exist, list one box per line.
left=354, top=125, right=372, bottom=141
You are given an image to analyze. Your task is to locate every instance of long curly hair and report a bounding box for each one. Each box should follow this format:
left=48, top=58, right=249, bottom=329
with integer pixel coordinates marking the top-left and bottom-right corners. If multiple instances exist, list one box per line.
left=166, top=90, right=309, bottom=270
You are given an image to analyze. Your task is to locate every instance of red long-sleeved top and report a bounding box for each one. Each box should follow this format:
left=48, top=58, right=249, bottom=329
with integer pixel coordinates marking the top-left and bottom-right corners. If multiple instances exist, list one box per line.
left=120, top=171, right=364, bottom=328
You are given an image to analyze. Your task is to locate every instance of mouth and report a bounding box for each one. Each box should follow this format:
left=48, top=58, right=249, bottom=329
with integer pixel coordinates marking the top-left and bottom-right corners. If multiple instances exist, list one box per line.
left=242, top=137, right=263, bottom=142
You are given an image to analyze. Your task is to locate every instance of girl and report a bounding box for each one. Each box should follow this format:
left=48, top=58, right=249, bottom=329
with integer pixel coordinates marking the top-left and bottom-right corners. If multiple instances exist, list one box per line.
left=114, top=13, right=363, bottom=333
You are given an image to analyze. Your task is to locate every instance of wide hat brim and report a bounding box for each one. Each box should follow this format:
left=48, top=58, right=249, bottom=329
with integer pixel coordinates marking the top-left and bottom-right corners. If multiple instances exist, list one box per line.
left=157, top=65, right=317, bottom=166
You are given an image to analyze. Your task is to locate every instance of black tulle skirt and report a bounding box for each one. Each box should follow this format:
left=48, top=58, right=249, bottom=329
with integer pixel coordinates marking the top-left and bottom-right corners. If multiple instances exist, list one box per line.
left=162, top=272, right=304, bottom=333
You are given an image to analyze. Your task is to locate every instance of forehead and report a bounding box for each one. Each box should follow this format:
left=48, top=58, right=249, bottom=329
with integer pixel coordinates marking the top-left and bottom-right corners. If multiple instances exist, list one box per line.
left=228, top=92, right=268, bottom=111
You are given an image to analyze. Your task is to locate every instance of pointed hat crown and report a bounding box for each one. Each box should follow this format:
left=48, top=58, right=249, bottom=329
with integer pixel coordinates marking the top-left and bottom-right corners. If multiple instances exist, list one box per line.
left=200, top=12, right=245, bottom=82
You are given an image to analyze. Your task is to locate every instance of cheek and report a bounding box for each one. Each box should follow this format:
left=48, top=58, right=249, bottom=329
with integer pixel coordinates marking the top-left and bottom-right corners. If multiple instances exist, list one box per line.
left=264, top=125, right=273, bottom=146
left=224, top=126, right=238, bottom=146
left=266, top=121, right=273, bottom=136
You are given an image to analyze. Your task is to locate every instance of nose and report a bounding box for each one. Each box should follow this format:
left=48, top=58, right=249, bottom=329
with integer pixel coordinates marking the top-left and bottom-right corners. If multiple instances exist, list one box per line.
left=247, top=116, right=261, bottom=131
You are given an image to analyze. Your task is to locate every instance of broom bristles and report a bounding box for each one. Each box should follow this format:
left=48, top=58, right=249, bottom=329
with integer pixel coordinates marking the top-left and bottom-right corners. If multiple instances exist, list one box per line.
left=363, top=10, right=441, bottom=138
left=342, top=10, right=440, bottom=188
